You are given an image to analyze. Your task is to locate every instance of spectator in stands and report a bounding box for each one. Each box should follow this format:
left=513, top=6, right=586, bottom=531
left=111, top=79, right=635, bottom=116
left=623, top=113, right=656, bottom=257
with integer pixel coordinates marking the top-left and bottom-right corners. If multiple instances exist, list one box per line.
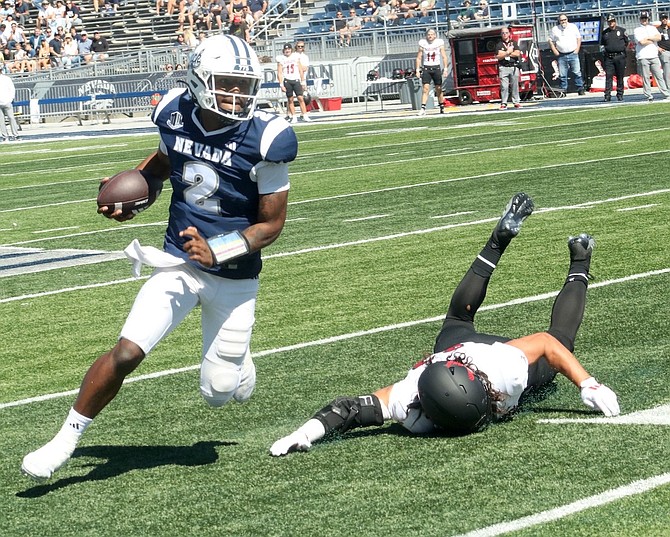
left=23, top=41, right=38, bottom=71
left=182, top=27, right=198, bottom=46
left=92, top=0, right=101, bottom=13
left=68, top=26, right=81, bottom=43
left=65, top=0, right=83, bottom=26
left=174, top=32, right=187, bottom=47
left=164, top=62, right=173, bottom=70
left=14, top=0, right=31, bottom=28
left=0, top=73, right=20, bottom=141
left=177, top=0, right=199, bottom=32
left=77, top=29, right=92, bottom=63
left=373, top=0, right=397, bottom=25
left=228, top=13, right=249, bottom=41
left=175, top=63, right=184, bottom=70
left=227, top=0, right=246, bottom=19
left=0, top=1, right=15, bottom=19
left=37, top=0, right=55, bottom=30
left=48, top=29, right=62, bottom=67
left=330, top=10, right=346, bottom=46
left=247, top=0, right=265, bottom=22
left=10, top=42, right=28, bottom=72
left=8, top=22, right=26, bottom=49
left=52, top=0, right=68, bottom=31
left=165, top=0, right=182, bottom=17
left=633, top=11, right=670, bottom=101
left=61, top=33, right=79, bottom=67
left=341, top=8, right=362, bottom=46
left=397, top=0, right=417, bottom=19
left=207, top=0, right=226, bottom=30
left=474, top=0, right=488, bottom=24
left=29, top=27, right=46, bottom=50
left=418, top=0, right=434, bottom=18
left=191, top=3, right=210, bottom=30
left=101, top=0, right=119, bottom=16
left=456, top=0, right=475, bottom=26
left=90, top=30, right=109, bottom=61
left=360, top=0, right=376, bottom=23
left=37, top=36, right=50, bottom=68
left=240, top=4, right=254, bottom=26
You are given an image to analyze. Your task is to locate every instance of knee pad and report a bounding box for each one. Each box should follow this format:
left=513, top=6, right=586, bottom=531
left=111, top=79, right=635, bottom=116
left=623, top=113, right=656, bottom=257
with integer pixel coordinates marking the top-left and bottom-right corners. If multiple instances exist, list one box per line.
left=199, top=327, right=252, bottom=407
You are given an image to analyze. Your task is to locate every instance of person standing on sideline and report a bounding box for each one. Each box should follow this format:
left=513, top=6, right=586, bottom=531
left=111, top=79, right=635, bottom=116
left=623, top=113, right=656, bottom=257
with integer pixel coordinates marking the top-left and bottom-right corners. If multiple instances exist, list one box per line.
left=0, top=73, right=20, bottom=141
left=416, top=28, right=447, bottom=116
left=496, top=26, right=521, bottom=110
left=633, top=11, right=670, bottom=102
left=276, top=42, right=311, bottom=124
left=600, top=14, right=629, bottom=102
left=21, top=35, right=299, bottom=482
left=548, top=14, right=585, bottom=95
left=656, top=13, right=670, bottom=91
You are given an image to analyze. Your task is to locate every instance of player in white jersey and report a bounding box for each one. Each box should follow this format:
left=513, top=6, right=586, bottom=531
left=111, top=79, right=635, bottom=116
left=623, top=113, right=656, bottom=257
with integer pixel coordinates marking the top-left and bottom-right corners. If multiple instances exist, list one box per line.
left=270, top=193, right=620, bottom=456
left=22, top=35, right=298, bottom=481
left=416, top=28, right=448, bottom=116
left=276, top=42, right=311, bottom=124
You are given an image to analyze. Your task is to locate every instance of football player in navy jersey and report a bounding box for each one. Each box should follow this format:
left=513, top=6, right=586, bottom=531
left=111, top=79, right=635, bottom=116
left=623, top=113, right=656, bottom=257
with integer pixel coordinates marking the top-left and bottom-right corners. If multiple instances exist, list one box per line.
left=270, top=194, right=620, bottom=456
left=22, top=35, right=298, bottom=481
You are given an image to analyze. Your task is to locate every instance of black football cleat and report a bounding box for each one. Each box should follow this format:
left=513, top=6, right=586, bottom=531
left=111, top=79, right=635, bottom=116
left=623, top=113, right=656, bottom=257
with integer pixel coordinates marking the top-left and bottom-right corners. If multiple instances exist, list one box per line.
left=568, top=233, right=595, bottom=262
left=494, top=192, right=534, bottom=242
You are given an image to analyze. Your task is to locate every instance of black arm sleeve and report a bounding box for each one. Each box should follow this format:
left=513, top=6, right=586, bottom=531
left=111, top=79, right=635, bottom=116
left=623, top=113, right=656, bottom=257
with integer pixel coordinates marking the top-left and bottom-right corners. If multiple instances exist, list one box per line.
left=312, top=395, right=385, bottom=435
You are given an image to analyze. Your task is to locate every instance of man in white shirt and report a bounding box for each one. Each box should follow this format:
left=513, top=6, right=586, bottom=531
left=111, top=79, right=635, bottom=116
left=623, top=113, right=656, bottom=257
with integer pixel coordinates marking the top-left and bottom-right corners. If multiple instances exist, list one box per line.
left=548, top=14, right=585, bottom=95
left=270, top=193, right=620, bottom=456
left=0, top=73, right=21, bottom=141
left=633, top=11, right=670, bottom=101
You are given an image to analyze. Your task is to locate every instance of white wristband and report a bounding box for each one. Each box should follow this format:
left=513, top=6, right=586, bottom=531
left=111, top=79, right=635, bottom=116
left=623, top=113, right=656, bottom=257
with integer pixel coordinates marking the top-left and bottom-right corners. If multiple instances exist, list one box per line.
left=206, top=230, right=250, bottom=265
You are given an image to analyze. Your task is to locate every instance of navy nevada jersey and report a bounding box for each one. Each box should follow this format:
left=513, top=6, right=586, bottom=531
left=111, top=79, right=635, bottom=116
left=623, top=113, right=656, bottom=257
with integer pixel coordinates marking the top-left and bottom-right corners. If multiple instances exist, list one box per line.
left=151, top=88, right=298, bottom=279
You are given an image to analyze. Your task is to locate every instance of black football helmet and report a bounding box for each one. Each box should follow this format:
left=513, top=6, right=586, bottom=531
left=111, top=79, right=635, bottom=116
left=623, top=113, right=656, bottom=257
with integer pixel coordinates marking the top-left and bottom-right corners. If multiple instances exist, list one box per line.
left=367, top=69, right=380, bottom=81
left=404, top=68, right=416, bottom=79
left=303, top=91, right=312, bottom=106
left=417, top=361, right=492, bottom=434
left=391, top=67, right=405, bottom=80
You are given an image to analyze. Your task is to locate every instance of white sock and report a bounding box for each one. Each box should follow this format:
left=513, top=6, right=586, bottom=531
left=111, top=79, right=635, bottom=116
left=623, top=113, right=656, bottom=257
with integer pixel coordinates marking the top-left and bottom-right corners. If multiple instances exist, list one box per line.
left=297, top=419, right=326, bottom=443
left=54, top=408, right=93, bottom=446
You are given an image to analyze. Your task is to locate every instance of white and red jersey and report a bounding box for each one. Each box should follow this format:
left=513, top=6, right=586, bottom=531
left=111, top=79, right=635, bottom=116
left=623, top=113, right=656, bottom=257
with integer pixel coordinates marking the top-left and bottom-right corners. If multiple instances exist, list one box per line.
left=276, top=52, right=302, bottom=82
left=387, top=341, right=529, bottom=433
left=418, top=37, right=445, bottom=67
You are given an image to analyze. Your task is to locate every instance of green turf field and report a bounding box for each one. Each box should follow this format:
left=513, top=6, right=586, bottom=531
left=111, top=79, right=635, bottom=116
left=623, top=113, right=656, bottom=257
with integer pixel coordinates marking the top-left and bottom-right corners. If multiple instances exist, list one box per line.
left=1, top=105, right=670, bottom=536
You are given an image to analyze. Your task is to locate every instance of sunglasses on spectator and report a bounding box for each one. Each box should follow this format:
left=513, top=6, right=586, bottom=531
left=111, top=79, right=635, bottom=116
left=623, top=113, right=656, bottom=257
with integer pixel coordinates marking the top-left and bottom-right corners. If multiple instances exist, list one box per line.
left=559, top=18, right=567, bottom=21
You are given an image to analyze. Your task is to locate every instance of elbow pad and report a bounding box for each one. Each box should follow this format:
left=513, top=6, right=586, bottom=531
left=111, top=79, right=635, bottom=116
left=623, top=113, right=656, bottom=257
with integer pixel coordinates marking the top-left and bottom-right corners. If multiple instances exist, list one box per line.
left=312, top=395, right=384, bottom=435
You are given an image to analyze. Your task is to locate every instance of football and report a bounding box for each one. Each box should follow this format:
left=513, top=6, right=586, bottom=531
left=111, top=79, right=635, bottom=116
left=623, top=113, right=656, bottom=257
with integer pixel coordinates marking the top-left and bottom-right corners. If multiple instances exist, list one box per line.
left=97, top=169, right=161, bottom=216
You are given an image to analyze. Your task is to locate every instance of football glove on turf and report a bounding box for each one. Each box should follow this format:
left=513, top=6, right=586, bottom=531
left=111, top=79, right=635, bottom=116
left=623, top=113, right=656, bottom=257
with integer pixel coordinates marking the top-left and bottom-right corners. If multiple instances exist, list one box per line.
left=580, top=377, right=620, bottom=417
left=270, top=431, right=312, bottom=457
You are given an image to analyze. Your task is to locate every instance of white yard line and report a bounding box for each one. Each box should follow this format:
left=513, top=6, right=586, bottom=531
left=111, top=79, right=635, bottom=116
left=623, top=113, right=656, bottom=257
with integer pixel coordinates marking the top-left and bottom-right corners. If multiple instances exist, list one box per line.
left=452, top=472, right=670, bottom=537
left=2, top=267, right=668, bottom=410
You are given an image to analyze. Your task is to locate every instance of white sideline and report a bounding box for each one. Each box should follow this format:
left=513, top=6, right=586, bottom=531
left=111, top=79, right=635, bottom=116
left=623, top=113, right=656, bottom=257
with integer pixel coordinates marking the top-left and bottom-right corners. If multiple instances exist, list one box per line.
left=452, top=472, right=670, bottom=537
left=1, top=267, right=668, bottom=411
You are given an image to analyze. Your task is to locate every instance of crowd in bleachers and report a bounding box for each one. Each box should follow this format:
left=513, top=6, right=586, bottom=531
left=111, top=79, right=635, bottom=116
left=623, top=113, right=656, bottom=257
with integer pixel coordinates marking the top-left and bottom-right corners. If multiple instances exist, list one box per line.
left=0, top=0, right=118, bottom=73
left=297, top=0, right=665, bottom=43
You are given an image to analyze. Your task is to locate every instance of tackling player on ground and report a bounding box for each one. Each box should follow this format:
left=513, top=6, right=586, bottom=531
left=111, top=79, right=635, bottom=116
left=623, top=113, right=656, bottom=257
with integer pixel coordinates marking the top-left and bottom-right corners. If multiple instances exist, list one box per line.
left=22, top=35, right=298, bottom=481
left=271, top=193, right=620, bottom=456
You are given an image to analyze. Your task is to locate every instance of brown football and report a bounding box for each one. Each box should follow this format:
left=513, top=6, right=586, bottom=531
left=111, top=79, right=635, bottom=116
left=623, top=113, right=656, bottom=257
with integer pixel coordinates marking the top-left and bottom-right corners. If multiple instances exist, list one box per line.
left=97, top=169, right=161, bottom=216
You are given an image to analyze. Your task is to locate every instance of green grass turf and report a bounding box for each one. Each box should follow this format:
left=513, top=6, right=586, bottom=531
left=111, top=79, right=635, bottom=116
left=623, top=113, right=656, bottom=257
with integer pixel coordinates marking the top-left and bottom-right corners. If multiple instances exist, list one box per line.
left=1, top=104, right=670, bottom=536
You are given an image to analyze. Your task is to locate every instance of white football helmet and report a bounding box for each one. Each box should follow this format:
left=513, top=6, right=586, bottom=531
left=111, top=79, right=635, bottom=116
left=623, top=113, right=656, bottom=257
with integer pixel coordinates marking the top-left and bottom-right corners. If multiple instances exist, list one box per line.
left=186, top=35, right=262, bottom=121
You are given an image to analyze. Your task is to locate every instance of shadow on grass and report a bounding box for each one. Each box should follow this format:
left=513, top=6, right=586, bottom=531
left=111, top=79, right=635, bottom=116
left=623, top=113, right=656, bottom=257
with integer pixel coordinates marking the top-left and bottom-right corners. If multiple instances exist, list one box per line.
left=17, top=440, right=235, bottom=498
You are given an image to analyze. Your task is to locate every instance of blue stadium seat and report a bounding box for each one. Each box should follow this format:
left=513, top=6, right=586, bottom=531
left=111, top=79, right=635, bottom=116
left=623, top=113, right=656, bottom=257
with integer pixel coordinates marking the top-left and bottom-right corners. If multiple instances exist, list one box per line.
left=419, top=14, right=437, bottom=24
left=324, top=3, right=338, bottom=12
